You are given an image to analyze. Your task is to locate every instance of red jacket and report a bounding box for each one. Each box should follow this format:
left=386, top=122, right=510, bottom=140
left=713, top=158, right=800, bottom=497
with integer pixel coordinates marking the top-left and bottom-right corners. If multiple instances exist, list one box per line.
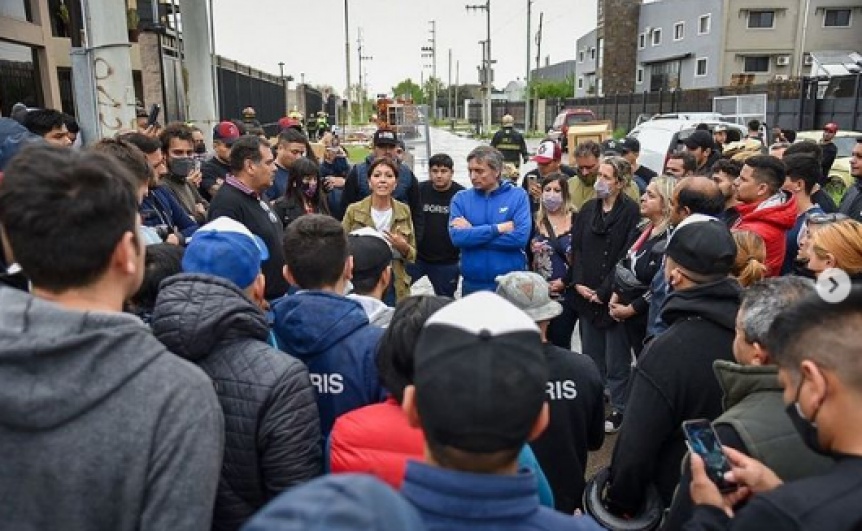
left=328, top=397, right=424, bottom=488
left=733, top=192, right=797, bottom=277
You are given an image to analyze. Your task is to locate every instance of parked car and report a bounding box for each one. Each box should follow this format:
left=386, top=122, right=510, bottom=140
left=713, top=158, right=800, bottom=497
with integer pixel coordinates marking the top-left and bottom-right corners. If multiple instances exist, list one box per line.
left=795, top=130, right=862, bottom=200
left=548, top=108, right=598, bottom=151
left=627, top=119, right=746, bottom=175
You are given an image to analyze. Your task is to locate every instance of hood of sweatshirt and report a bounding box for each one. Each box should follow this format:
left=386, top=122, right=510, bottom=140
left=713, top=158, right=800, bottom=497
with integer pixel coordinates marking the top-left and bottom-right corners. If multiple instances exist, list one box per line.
left=150, top=274, right=270, bottom=362
left=735, top=191, right=797, bottom=232
left=0, top=287, right=167, bottom=430
left=272, top=291, right=371, bottom=361
left=346, top=294, right=394, bottom=327
left=661, top=277, right=741, bottom=332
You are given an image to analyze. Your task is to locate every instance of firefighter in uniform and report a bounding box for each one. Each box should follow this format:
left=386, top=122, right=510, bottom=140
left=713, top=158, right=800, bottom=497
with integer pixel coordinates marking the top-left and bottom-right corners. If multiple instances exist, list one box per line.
left=490, top=114, right=529, bottom=168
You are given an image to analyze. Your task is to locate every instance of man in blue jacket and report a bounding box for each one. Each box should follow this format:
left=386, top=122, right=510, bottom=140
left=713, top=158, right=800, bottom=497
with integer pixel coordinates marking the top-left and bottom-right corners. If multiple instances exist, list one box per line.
left=272, top=214, right=385, bottom=436
left=449, top=146, right=531, bottom=295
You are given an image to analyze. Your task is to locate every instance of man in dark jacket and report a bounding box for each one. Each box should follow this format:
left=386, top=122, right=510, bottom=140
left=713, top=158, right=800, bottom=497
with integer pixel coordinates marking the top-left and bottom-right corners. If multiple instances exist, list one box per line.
left=685, top=130, right=721, bottom=177
left=497, top=271, right=605, bottom=514
left=838, top=138, right=862, bottom=222
left=490, top=114, right=529, bottom=168
left=201, top=121, right=241, bottom=200
left=340, top=128, right=423, bottom=241
left=208, top=136, right=288, bottom=300
left=687, top=287, right=862, bottom=530
left=0, top=145, right=223, bottom=531
left=272, top=215, right=385, bottom=436
left=605, top=219, right=741, bottom=515
left=663, top=277, right=833, bottom=528
left=152, top=217, right=322, bottom=531
left=820, top=122, right=839, bottom=180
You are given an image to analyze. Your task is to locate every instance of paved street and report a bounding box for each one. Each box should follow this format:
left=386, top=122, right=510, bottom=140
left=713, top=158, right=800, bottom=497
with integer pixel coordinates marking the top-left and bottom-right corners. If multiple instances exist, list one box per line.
left=407, top=128, right=617, bottom=478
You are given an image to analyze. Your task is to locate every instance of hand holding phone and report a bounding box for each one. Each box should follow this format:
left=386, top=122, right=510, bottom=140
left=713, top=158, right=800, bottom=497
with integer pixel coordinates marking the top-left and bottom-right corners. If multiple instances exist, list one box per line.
left=682, top=419, right=737, bottom=494
left=147, top=104, right=161, bottom=127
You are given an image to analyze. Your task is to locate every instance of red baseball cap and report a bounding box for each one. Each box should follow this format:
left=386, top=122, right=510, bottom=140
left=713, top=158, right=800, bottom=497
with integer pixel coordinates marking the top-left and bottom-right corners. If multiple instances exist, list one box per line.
left=278, top=117, right=302, bottom=131
left=532, top=140, right=562, bottom=164
left=213, top=121, right=240, bottom=145
left=824, top=122, right=839, bottom=133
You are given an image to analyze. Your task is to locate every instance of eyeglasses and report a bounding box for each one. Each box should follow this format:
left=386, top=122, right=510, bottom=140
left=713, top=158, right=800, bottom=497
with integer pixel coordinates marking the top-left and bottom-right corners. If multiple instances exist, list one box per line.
left=807, top=213, right=848, bottom=225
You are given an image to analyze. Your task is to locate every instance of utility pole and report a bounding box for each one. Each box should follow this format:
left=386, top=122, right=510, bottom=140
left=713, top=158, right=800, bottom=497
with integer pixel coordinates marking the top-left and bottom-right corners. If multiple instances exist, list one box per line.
left=448, top=48, right=453, bottom=120
left=466, top=0, right=492, bottom=133
left=358, top=28, right=373, bottom=124
left=534, top=12, right=544, bottom=132
left=420, top=21, right=437, bottom=120
left=525, top=0, right=533, bottom=132
left=456, top=59, right=460, bottom=119
left=343, top=0, right=352, bottom=127
left=76, top=0, right=136, bottom=142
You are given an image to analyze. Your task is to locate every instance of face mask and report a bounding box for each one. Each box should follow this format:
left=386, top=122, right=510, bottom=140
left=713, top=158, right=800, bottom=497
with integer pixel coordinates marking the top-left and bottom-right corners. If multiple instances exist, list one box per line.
left=595, top=179, right=612, bottom=199
left=169, top=157, right=194, bottom=178
left=785, top=376, right=831, bottom=457
left=542, top=192, right=564, bottom=212
left=194, top=143, right=207, bottom=155
left=301, top=182, right=317, bottom=198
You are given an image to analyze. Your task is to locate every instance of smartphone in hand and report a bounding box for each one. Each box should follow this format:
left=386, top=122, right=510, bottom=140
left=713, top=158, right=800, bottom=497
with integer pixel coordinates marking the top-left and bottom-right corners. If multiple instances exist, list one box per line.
left=682, top=419, right=738, bottom=494
left=147, top=104, right=161, bottom=127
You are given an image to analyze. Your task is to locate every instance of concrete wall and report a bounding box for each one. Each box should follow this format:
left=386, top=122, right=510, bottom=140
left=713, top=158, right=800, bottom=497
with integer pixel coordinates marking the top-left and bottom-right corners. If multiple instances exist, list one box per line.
left=637, top=0, right=723, bottom=91
left=531, top=60, right=576, bottom=82
left=574, top=29, right=597, bottom=97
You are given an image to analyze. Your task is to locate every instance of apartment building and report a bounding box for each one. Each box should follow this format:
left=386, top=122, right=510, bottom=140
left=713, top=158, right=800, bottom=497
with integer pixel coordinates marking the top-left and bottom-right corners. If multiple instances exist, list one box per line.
left=575, top=0, right=861, bottom=95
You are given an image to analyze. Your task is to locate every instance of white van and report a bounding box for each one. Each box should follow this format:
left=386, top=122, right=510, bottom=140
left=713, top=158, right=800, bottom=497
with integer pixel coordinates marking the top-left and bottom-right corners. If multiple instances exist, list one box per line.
left=627, top=119, right=747, bottom=175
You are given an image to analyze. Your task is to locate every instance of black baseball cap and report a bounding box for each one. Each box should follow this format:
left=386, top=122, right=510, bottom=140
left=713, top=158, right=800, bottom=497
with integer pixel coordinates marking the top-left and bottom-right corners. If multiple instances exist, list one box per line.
left=414, top=292, right=548, bottom=453
left=684, top=130, right=716, bottom=151
left=347, top=228, right=392, bottom=282
left=665, top=219, right=737, bottom=277
left=603, top=137, right=640, bottom=155
left=373, top=128, right=398, bottom=147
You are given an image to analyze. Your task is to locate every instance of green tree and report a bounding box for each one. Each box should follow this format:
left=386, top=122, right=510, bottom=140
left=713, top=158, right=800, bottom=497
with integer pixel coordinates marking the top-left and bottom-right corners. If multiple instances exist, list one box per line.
left=527, top=76, right=576, bottom=99
left=391, top=78, right=425, bottom=103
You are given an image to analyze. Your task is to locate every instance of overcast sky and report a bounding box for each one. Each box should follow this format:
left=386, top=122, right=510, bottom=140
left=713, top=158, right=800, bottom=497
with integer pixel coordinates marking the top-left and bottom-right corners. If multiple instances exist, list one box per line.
left=212, top=0, right=597, bottom=97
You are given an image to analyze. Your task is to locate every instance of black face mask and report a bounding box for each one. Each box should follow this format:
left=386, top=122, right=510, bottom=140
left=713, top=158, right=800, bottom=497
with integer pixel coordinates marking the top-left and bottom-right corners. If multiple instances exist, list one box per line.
left=168, top=157, right=194, bottom=178
left=194, top=143, right=207, bottom=155
left=785, top=376, right=832, bottom=457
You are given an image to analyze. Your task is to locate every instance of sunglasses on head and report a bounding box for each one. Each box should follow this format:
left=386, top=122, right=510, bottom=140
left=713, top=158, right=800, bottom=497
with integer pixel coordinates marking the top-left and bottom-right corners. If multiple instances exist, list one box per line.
left=807, top=213, right=849, bottom=225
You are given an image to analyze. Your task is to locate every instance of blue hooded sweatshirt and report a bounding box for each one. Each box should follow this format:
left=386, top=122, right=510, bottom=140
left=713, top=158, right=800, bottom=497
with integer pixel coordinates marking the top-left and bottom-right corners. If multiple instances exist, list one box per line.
left=272, top=291, right=385, bottom=436
left=449, top=180, right=531, bottom=294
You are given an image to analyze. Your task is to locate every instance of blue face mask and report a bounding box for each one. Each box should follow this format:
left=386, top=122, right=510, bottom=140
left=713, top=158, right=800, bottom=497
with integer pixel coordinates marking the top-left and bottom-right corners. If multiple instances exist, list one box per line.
left=594, top=179, right=612, bottom=199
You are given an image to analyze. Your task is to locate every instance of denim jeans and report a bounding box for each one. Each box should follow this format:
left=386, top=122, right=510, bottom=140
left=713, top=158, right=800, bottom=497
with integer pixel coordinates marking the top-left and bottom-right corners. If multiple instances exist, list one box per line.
left=579, top=319, right=632, bottom=413
left=406, top=260, right=461, bottom=298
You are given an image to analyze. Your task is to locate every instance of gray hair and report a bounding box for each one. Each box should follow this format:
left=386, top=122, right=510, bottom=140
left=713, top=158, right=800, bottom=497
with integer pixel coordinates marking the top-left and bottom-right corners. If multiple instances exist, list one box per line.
left=740, top=277, right=815, bottom=346
left=467, top=145, right=504, bottom=175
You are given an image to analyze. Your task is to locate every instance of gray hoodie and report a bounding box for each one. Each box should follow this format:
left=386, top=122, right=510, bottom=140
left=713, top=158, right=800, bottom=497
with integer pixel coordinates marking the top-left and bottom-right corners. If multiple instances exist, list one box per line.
left=0, top=287, right=224, bottom=531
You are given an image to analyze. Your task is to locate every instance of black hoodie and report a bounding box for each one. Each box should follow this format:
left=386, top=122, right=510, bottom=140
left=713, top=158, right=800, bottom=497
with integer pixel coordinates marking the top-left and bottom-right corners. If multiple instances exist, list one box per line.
left=607, top=278, right=741, bottom=514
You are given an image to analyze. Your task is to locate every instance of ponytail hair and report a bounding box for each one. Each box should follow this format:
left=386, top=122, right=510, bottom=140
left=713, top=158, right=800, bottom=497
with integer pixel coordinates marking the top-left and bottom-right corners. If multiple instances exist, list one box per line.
left=732, top=230, right=768, bottom=288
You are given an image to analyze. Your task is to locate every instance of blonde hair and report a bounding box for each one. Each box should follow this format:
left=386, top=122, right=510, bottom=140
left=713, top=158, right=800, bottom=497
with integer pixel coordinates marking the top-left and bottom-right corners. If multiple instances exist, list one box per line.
left=646, top=175, right=677, bottom=238
left=535, top=172, right=576, bottom=228
left=600, top=155, right=632, bottom=187
left=732, top=231, right=768, bottom=288
left=810, top=219, right=862, bottom=275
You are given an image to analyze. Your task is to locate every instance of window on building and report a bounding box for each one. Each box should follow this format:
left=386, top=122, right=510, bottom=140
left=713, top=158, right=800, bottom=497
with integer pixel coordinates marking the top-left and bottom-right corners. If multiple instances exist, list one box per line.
left=590, top=47, right=596, bottom=60
left=578, top=77, right=584, bottom=89
left=579, top=50, right=584, bottom=62
left=0, top=0, right=30, bottom=21
left=652, top=28, right=662, bottom=45
left=743, top=56, right=770, bottom=73
left=699, top=14, right=711, bottom=34
left=748, top=10, right=775, bottom=28
left=824, top=9, right=851, bottom=27
left=696, top=58, right=708, bottom=77
left=639, top=33, right=646, bottom=49
left=636, top=67, right=644, bottom=84
left=0, top=40, right=43, bottom=116
left=674, top=22, right=685, bottom=41
left=597, top=38, right=604, bottom=68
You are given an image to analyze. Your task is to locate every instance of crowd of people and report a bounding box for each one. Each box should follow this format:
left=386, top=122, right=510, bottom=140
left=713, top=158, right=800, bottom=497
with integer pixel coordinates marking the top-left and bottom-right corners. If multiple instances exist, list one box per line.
left=0, top=103, right=861, bottom=531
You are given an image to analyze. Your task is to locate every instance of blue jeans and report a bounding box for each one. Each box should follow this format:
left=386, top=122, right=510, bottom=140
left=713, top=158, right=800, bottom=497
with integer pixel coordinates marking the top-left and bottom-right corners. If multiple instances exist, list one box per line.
left=579, top=319, right=632, bottom=413
left=406, top=260, right=460, bottom=298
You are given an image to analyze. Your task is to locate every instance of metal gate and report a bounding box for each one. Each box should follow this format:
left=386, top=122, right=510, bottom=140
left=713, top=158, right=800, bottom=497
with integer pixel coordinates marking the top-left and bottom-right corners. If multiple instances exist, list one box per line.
left=712, top=94, right=767, bottom=127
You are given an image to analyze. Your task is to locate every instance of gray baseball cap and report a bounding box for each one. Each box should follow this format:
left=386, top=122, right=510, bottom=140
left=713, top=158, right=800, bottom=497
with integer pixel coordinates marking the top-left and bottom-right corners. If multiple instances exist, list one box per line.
left=495, top=271, right=563, bottom=322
